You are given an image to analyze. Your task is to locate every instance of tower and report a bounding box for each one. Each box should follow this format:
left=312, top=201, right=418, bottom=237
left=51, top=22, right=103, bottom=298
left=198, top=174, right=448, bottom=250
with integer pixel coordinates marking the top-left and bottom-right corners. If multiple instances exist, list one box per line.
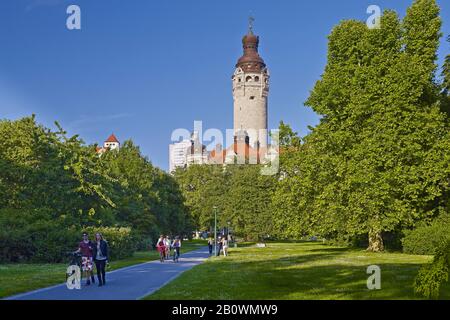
left=104, top=134, right=120, bottom=150
left=232, top=17, right=269, bottom=148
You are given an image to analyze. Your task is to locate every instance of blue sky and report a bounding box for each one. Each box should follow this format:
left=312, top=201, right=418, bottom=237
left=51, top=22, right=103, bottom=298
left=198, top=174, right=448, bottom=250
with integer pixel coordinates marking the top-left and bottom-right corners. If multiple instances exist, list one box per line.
left=0, top=0, right=449, bottom=170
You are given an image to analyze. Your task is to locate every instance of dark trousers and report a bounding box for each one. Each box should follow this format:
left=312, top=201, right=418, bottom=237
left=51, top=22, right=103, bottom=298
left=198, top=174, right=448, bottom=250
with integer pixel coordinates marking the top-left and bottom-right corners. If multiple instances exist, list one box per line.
left=208, top=245, right=213, bottom=254
left=95, top=259, right=106, bottom=284
left=217, top=245, right=222, bottom=256
left=173, top=247, right=180, bottom=261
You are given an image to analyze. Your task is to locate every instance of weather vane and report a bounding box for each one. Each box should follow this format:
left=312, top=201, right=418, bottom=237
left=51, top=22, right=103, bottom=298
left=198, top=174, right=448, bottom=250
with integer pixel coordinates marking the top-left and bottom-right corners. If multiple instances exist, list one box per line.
left=248, top=16, right=255, bottom=34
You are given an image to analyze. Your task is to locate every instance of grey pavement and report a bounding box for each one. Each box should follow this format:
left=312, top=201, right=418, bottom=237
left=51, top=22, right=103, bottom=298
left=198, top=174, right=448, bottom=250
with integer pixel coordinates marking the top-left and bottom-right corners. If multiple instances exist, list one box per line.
left=6, top=247, right=210, bottom=300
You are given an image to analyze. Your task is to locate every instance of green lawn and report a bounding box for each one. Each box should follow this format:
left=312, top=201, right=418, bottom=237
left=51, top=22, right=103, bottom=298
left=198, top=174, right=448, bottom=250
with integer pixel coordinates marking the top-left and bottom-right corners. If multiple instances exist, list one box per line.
left=0, top=239, right=206, bottom=299
left=146, top=241, right=450, bottom=300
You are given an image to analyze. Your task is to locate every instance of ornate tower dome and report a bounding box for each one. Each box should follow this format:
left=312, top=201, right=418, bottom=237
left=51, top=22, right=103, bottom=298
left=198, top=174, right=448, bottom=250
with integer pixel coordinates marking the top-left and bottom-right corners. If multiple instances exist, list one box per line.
left=236, top=30, right=266, bottom=73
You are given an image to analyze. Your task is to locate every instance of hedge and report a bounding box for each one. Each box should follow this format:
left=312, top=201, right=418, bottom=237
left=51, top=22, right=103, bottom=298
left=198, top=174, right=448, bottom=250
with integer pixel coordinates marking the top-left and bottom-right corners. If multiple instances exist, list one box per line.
left=402, top=215, right=450, bottom=255
left=82, top=226, right=136, bottom=260
left=0, top=209, right=136, bottom=263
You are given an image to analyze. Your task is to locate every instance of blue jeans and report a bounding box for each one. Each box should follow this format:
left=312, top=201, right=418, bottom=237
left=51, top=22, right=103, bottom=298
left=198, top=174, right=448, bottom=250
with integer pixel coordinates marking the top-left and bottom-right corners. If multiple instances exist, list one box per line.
left=173, top=247, right=180, bottom=261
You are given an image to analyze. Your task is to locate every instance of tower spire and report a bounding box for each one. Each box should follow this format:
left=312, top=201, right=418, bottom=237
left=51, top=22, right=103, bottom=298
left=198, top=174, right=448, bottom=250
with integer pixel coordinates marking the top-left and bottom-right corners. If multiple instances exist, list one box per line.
left=248, top=16, right=255, bottom=34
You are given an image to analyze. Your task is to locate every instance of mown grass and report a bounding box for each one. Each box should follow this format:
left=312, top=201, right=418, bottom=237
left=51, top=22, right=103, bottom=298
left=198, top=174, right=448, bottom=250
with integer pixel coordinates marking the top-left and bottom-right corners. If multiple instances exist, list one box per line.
left=146, top=241, right=450, bottom=300
left=0, top=240, right=206, bottom=299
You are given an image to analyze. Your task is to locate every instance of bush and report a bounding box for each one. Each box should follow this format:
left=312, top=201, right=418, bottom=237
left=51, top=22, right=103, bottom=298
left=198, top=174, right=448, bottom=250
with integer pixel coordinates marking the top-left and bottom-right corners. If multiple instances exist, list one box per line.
left=414, top=239, right=450, bottom=299
left=402, top=215, right=450, bottom=255
left=82, top=226, right=136, bottom=260
left=0, top=208, right=79, bottom=263
left=0, top=209, right=137, bottom=263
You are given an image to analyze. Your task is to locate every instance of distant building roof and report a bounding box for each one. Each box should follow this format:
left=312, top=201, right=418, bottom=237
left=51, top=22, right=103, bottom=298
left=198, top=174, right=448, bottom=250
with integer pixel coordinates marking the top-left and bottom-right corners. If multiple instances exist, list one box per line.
left=105, top=134, right=119, bottom=143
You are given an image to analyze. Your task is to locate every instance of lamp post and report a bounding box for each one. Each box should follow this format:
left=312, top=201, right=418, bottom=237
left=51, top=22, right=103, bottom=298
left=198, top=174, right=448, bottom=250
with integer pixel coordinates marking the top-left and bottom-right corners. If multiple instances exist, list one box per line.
left=213, top=206, right=218, bottom=257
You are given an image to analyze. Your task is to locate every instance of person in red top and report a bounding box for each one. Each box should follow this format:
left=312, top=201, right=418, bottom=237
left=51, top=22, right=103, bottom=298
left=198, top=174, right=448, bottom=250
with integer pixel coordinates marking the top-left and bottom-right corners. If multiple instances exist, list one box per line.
left=156, top=235, right=166, bottom=263
left=76, top=232, right=95, bottom=286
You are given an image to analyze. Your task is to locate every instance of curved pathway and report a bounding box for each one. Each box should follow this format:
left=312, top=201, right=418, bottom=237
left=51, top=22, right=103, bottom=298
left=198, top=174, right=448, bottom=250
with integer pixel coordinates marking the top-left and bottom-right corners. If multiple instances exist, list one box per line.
left=6, top=247, right=210, bottom=300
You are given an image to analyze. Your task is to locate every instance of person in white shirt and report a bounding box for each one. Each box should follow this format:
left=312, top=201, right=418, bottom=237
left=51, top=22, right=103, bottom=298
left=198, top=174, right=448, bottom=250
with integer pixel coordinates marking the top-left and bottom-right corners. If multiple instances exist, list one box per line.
left=222, top=237, right=228, bottom=257
left=164, top=236, right=171, bottom=260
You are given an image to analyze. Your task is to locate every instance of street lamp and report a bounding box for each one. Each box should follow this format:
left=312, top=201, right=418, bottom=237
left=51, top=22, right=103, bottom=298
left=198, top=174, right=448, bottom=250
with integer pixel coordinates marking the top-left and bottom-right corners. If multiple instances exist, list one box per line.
left=213, top=206, right=218, bottom=257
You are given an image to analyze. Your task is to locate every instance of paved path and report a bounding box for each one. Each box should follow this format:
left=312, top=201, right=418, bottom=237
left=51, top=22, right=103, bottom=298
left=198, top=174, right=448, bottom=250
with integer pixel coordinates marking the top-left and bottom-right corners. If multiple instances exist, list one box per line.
left=6, top=247, right=210, bottom=300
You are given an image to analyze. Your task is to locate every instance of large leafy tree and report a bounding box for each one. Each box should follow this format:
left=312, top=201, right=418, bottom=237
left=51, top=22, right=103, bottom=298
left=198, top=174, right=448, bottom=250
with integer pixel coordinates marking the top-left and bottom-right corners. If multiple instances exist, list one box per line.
left=273, top=0, right=449, bottom=251
left=223, top=165, right=276, bottom=241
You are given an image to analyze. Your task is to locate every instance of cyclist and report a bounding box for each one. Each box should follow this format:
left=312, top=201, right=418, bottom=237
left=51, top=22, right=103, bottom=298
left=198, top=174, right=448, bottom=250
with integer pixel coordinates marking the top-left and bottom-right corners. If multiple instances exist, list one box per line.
left=172, top=236, right=182, bottom=262
left=156, top=236, right=166, bottom=263
left=164, top=236, right=171, bottom=260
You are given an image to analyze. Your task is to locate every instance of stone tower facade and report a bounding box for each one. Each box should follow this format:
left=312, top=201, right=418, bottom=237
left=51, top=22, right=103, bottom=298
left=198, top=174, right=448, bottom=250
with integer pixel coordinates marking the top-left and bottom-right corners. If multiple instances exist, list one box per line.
left=232, top=25, right=269, bottom=148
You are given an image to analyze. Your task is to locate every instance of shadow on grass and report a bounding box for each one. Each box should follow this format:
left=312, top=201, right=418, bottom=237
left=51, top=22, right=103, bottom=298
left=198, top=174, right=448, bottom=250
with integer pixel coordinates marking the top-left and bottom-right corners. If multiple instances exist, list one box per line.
left=149, top=243, right=448, bottom=300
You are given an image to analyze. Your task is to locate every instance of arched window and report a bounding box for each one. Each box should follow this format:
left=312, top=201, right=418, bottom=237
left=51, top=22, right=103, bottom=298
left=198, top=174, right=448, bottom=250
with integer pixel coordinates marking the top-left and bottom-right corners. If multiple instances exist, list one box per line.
left=246, top=76, right=252, bottom=82
left=254, top=76, right=260, bottom=82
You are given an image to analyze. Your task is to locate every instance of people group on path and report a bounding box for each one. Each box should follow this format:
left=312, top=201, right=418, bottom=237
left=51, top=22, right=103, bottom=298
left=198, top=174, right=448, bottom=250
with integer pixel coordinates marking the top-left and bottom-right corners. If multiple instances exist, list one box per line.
left=75, top=231, right=227, bottom=288
left=155, top=235, right=183, bottom=263
left=207, top=235, right=231, bottom=257
left=76, top=232, right=109, bottom=287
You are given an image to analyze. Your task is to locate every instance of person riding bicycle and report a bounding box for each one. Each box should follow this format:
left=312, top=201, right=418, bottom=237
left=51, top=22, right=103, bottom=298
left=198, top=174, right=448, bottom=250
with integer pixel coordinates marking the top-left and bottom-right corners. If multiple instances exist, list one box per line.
left=164, top=236, right=171, bottom=260
left=76, top=232, right=95, bottom=285
left=156, top=235, right=166, bottom=263
left=171, top=236, right=182, bottom=262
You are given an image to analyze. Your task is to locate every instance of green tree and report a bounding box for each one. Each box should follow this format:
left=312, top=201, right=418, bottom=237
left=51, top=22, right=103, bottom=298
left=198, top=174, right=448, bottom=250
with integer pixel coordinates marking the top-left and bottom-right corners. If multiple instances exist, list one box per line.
left=273, top=0, right=450, bottom=251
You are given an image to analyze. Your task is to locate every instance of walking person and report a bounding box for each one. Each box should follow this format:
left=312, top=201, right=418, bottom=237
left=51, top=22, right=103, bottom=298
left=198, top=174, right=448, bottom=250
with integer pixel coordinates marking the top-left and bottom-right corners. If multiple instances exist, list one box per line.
left=216, top=236, right=223, bottom=257
left=222, top=237, right=229, bottom=257
left=172, top=236, right=182, bottom=262
left=77, top=232, right=95, bottom=286
left=207, top=237, right=213, bottom=255
left=92, top=232, right=109, bottom=287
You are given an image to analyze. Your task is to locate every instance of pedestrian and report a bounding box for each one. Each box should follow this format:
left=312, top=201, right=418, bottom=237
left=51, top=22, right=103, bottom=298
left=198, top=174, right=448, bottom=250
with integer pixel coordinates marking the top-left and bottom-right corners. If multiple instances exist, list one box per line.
left=207, top=237, right=213, bottom=255
left=76, top=232, right=95, bottom=286
left=92, top=232, right=109, bottom=287
left=216, top=237, right=223, bottom=257
left=222, top=237, right=229, bottom=257
left=172, top=236, right=181, bottom=262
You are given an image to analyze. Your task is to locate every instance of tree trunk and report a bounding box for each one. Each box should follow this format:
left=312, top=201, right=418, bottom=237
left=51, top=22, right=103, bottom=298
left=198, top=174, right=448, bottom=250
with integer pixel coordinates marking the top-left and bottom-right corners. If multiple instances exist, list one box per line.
left=367, top=231, right=384, bottom=252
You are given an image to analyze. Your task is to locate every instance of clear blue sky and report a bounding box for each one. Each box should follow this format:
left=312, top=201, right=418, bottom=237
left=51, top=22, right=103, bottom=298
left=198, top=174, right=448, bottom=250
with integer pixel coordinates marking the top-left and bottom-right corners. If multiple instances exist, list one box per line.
left=0, top=0, right=449, bottom=170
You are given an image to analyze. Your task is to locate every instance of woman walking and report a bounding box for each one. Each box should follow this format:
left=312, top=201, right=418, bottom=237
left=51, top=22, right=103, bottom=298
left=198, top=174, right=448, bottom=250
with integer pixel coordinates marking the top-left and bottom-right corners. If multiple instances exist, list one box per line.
left=92, top=232, right=109, bottom=287
left=216, top=236, right=223, bottom=257
left=77, top=232, right=95, bottom=286
left=207, top=237, right=213, bottom=255
left=222, top=237, right=228, bottom=257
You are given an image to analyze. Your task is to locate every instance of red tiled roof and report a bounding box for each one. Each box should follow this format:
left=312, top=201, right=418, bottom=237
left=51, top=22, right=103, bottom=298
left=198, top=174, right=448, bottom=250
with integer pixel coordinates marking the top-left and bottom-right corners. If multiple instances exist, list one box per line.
left=105, top=134, right=119, bottom=143
left=208, top=142, right=269, bottom=164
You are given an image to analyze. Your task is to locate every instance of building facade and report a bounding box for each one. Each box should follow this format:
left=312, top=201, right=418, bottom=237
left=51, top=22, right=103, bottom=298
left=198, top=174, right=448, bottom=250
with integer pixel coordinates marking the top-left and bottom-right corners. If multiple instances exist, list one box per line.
left=169, top=139, right=192, bottom=172
left=96, top=134, right=120, bottom=154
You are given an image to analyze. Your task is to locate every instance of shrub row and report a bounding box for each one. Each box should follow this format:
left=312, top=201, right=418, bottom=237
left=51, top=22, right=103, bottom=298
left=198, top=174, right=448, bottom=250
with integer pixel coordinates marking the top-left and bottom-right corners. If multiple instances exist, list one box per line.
left=402, top=215, right=450, bottom=255
left=0, top=209, right=137, bottom=263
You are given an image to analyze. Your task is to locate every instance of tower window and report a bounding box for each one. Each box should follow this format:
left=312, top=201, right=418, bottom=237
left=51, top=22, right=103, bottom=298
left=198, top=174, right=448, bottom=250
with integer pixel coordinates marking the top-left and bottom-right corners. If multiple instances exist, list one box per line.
left=250, top=96, right=255, bottom=100
left=238, top=78, right=242, bottom=82
left=246, top=76, right=252, bottom=82
left=254, top=76, right=260, bottom=82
